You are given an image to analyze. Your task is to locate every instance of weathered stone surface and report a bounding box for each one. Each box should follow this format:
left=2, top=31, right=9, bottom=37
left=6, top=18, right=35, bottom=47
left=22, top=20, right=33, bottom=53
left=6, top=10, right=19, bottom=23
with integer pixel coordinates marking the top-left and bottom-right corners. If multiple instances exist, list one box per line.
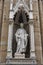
left=15, top=53, right=25, bottom=59
left=0, top=0, right=10, bottom=63
left=0, top=0, right=43, bottom=64
left=6, top=58, right=37, bottom=64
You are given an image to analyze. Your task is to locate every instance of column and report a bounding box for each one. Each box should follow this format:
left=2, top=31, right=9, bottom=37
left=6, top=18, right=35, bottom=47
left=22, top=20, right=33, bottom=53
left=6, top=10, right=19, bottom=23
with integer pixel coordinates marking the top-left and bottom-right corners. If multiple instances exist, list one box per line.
left=30, top=0, right=32, bottom=10
left=30, top=24, right=36, bottom=58
left=7, top=23, right=13, bottom=58
left=10, top=0, right=13, bottom=10
left=29, top=0, right=33, bottom=19
left=29, top=0, right=35, bottom=58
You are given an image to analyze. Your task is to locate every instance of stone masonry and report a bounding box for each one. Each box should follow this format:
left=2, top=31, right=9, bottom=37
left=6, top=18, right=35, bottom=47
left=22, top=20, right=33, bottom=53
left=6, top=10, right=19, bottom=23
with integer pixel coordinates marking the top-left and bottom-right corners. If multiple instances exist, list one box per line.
left=0, top=0, right=43, bottom=64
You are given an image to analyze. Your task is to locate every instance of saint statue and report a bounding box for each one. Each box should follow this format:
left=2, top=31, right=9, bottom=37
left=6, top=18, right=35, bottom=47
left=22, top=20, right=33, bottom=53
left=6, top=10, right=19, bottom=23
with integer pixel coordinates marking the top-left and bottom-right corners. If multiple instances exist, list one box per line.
left=15, top=23, right=28, bottom=54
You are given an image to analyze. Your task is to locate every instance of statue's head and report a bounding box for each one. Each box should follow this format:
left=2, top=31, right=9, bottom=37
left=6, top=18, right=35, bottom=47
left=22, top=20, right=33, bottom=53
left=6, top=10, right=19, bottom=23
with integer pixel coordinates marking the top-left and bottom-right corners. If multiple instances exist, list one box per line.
left=20, top=23, right=24, bottom=28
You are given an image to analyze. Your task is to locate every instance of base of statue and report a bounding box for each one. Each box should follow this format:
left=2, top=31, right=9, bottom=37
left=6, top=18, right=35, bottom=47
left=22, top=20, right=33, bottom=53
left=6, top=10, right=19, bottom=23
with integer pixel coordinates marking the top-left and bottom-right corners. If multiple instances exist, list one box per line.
left=14, top=53, right=25, bottom=59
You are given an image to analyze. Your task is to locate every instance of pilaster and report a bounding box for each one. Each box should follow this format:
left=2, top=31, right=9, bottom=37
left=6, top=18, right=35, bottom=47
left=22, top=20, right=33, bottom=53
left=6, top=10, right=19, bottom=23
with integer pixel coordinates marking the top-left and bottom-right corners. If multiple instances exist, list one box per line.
left=1, top=0, right=10, bottom=62
left=38, top=0, right=43, bottom=63
left=7, top=22, right=13, bottom=58
left=0, top=0, right=4, bottom=62
left=32, top=0, right=42, bottom=64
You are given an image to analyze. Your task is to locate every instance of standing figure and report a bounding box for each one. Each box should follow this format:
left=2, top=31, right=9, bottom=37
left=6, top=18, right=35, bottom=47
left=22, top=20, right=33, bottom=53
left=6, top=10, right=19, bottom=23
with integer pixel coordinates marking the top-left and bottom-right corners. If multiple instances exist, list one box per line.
left=15, top=23, right=28, bottom=54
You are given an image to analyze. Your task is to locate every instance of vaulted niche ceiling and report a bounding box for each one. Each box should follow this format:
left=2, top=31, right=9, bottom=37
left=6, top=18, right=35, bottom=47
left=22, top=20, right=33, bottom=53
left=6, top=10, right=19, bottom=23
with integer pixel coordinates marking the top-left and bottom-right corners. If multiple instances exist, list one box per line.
left=13, top=7, right=29, bottom=23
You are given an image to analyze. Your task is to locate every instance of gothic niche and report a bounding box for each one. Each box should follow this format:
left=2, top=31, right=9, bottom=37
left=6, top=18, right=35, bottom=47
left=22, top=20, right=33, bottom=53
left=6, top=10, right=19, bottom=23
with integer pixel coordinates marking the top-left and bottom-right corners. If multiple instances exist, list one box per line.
left=13, top=7, right=29, bottom=23
left=12, top=6, right=30, bottom=58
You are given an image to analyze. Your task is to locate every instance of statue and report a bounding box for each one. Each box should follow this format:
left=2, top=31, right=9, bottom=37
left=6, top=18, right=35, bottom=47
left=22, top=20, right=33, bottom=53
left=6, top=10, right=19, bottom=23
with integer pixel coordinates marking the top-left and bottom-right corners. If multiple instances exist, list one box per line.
left=15, top=23, right=28, bottom=54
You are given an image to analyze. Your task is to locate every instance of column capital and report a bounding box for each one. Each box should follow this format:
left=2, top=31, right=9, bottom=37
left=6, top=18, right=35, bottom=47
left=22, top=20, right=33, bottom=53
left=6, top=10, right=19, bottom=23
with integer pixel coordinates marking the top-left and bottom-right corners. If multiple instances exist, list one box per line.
left=29, top=19, right=34, bottom=25
left=8, top=19, right=14, bottom=24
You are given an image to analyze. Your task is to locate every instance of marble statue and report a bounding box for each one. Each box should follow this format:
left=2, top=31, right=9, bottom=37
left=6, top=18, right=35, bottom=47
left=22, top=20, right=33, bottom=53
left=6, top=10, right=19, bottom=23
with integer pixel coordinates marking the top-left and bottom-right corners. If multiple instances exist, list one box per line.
left=15, top=23, right=28, bottom=54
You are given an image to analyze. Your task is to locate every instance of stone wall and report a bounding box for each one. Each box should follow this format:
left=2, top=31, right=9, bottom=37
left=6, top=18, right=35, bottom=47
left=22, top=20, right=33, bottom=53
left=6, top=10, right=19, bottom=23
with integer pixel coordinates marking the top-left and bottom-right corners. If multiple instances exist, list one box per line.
left=32, top=0, right=42, bottom=64
left=39, top=0, right=43, bottom=63
left=0, top=0, right=4, bottom=62
left=0, top=0, right=43, bottom=64
left=0, top=0, right=10, bottom=62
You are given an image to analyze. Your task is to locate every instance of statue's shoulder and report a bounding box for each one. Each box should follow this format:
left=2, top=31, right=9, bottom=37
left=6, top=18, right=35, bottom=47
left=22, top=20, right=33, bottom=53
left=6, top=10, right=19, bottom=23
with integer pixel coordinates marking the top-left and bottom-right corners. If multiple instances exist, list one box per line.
left=22, top=29, right=27, bottom=33
left=16, top=29, right=21, bottom=33
left=17, top=28, right=21, bottom=31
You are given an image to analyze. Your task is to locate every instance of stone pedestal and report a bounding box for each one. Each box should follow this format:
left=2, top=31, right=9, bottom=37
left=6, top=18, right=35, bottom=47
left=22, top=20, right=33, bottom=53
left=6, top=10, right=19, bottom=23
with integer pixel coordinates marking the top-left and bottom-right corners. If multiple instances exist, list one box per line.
left=15, top=53, right=25, bottom=59
left=6, top=58, right=37, bottom=64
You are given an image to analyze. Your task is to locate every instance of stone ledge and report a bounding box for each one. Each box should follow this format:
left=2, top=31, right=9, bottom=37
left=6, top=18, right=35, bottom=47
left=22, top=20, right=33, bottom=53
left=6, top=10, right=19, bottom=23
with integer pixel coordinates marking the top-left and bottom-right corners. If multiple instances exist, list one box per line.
left=6, top=58, right=37, bottom=64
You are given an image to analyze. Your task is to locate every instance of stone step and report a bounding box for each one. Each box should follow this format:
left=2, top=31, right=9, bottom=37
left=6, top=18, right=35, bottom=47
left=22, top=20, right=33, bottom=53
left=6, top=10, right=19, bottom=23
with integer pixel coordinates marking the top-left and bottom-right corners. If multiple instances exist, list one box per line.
left=6, top=58, right=37, bottom=64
